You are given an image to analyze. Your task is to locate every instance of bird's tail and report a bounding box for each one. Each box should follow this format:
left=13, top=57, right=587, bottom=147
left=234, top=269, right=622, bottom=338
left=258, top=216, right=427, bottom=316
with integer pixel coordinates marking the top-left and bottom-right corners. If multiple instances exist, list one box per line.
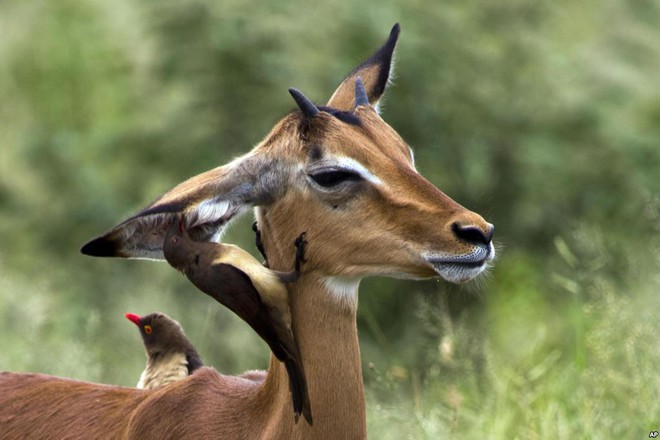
left=284, top=357, right=313, bottom=425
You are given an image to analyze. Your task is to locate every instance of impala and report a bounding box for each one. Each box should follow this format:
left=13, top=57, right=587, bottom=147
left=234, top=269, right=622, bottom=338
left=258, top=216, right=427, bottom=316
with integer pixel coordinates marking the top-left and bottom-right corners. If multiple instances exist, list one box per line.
left=0, top=24, right=494, bottom=439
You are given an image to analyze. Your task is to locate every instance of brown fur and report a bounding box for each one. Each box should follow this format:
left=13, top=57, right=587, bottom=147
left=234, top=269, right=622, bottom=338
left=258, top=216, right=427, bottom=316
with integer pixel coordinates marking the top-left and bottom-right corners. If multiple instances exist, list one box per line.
left=0, top=372, right=146, bottom=439
left=8, top=24, right=495, bottom=439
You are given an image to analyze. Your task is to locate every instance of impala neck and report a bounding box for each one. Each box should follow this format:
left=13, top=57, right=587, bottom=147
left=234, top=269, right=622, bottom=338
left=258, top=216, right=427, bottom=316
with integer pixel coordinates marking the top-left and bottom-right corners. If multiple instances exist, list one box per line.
left=260, top=273, right=366, bottom=438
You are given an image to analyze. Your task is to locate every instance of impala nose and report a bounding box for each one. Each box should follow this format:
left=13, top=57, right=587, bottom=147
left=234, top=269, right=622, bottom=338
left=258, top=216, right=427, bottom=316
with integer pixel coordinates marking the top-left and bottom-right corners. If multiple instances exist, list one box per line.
left=452, top=222, right=494, bottom=246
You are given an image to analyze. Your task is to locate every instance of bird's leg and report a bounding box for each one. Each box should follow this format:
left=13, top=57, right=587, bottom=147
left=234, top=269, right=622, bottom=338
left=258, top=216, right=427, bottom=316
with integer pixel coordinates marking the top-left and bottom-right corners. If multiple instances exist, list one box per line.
left=252, top=221, right=270, bottom=268
left=293, top=232, right=307, bottom=273
left=274, top=232, right=307, bottom=284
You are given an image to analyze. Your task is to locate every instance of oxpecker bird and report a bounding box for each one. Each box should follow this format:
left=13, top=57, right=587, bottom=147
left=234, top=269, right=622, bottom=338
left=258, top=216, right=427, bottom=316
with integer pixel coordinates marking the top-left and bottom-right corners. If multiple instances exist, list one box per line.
left=162, top=219, right=312, bottom=425
left=125, top=312, right=203, bottom=390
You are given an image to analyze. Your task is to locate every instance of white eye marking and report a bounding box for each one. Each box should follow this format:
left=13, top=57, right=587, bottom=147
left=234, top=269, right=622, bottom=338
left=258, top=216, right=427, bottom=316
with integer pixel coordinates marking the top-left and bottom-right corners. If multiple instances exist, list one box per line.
left=331, top=157, right=382, bottom=186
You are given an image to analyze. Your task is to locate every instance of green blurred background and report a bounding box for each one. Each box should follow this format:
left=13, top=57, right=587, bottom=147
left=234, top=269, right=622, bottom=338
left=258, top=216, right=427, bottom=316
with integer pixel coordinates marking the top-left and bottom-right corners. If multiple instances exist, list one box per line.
left=1, top=0, right=659, bottom=438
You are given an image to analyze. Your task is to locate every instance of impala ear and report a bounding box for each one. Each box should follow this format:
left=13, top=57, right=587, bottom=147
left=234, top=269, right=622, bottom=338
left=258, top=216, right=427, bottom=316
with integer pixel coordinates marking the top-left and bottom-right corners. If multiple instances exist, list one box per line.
left=326, top=23, right=400, bottom=113
left=81, top=153, right=287, bottom=260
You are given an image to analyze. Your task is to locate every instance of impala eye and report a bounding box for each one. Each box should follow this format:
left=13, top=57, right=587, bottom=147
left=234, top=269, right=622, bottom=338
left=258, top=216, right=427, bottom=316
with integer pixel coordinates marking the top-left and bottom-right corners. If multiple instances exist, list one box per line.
left=309, top=170, right=361, bottom=187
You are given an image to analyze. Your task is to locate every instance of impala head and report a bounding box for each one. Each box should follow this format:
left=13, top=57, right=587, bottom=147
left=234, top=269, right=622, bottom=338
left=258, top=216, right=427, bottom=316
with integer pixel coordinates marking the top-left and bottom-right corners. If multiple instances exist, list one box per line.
left=82, top=24, right=494, bottom=285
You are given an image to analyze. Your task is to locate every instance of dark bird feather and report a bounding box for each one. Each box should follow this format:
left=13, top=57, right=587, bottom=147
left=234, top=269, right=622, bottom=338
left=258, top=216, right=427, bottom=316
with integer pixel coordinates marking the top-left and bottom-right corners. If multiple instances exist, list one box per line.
left=162, top=220, right=312, bottom=424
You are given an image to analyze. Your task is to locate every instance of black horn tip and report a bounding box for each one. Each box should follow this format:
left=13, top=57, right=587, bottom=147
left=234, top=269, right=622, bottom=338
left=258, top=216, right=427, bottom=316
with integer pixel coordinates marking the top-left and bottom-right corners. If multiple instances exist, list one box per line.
left=354, top=77, right=369, bottom=108
left=288, top=88, right=319, bottom=118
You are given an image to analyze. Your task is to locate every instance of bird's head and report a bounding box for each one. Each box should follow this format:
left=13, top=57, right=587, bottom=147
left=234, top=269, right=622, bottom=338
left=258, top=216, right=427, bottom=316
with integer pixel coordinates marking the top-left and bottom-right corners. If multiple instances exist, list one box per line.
left=125, top=312, right=191, bottom=358
left=162, top=217, right=191, bottom=271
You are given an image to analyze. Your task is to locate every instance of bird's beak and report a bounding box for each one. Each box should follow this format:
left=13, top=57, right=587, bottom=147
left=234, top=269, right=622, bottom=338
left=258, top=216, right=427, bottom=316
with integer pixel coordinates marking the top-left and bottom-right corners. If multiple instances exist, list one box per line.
left=125, top=313, right=142, bottom=326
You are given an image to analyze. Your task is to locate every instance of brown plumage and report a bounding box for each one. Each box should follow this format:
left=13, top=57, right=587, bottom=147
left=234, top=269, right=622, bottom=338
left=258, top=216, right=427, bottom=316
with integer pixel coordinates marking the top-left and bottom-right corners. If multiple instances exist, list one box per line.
left=125, top=312, right=203, bottom=390
left=162, top=219, right=312, bottom=425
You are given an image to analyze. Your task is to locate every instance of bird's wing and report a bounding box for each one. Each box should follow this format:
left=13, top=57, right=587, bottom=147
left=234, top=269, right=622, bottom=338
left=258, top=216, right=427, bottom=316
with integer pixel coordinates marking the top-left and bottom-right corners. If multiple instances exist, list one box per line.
left=187, top=262, right=298, bottom=362
left=186, top=351, right=204, bottom=374
left=189, top=262, right=265, bottom=324
left=187, top=262, right=312, bottom=423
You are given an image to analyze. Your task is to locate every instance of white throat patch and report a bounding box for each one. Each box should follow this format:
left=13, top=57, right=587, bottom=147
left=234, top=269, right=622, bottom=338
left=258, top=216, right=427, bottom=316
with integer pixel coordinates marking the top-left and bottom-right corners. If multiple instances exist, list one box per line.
left=323, top=276, right=362, bottom=311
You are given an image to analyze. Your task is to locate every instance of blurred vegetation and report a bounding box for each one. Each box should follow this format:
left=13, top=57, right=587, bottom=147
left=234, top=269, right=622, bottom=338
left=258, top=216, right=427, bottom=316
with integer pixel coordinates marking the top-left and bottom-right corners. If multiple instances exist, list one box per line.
left=1, top=0, right=659, bottom=437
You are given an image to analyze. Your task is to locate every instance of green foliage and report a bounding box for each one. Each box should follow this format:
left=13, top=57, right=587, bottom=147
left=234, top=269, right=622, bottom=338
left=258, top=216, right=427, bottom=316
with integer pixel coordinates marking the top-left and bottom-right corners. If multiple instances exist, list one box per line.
left=366, top=256, right=660, bottom=438
left=1, top=0, right=658, bottom=437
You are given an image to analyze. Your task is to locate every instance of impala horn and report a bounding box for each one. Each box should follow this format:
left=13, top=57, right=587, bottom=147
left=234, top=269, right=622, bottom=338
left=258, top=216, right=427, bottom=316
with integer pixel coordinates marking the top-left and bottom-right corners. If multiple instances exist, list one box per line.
left=354, top=77, right=369, bottom=108
left=289, top=88, right=319, bottom=118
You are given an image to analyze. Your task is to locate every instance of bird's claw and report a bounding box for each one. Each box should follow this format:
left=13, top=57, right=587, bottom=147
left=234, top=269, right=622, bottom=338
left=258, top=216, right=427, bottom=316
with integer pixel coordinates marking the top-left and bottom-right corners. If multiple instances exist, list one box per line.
left=252, top=221, right=269, bottom=267
left=294, top=232, right=308, bottom=273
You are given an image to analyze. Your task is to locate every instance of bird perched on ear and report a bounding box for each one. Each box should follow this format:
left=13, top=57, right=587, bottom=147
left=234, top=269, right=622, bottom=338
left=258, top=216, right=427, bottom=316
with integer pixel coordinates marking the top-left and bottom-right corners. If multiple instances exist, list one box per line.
left=162, top=218, right=312, bottom=425
left=125, top=312, right=204, bottom=390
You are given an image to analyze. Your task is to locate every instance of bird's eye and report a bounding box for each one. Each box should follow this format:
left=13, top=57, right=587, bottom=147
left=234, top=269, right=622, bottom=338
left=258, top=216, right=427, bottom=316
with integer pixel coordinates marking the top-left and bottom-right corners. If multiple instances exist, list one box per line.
left=144, top=325, right=152, bottom=335
left=309, top=170, right=361, bottom=188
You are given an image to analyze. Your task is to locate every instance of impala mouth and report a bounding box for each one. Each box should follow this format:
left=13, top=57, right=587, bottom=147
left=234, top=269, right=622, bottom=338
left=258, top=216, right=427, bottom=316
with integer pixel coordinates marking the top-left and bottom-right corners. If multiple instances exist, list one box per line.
left=424, top=244, right=495, bottom=284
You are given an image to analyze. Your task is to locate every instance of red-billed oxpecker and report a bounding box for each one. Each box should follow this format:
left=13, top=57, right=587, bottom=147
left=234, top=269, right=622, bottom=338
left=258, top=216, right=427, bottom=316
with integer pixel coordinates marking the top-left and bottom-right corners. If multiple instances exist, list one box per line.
left=125, top=312, right=203, bottom=390
left=162, top=218, right=312, bottom=425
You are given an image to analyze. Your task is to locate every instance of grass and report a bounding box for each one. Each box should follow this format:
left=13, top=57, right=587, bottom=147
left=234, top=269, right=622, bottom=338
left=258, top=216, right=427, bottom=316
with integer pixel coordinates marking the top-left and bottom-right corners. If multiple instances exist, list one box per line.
left=365, top=271, right=660, bottom=439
